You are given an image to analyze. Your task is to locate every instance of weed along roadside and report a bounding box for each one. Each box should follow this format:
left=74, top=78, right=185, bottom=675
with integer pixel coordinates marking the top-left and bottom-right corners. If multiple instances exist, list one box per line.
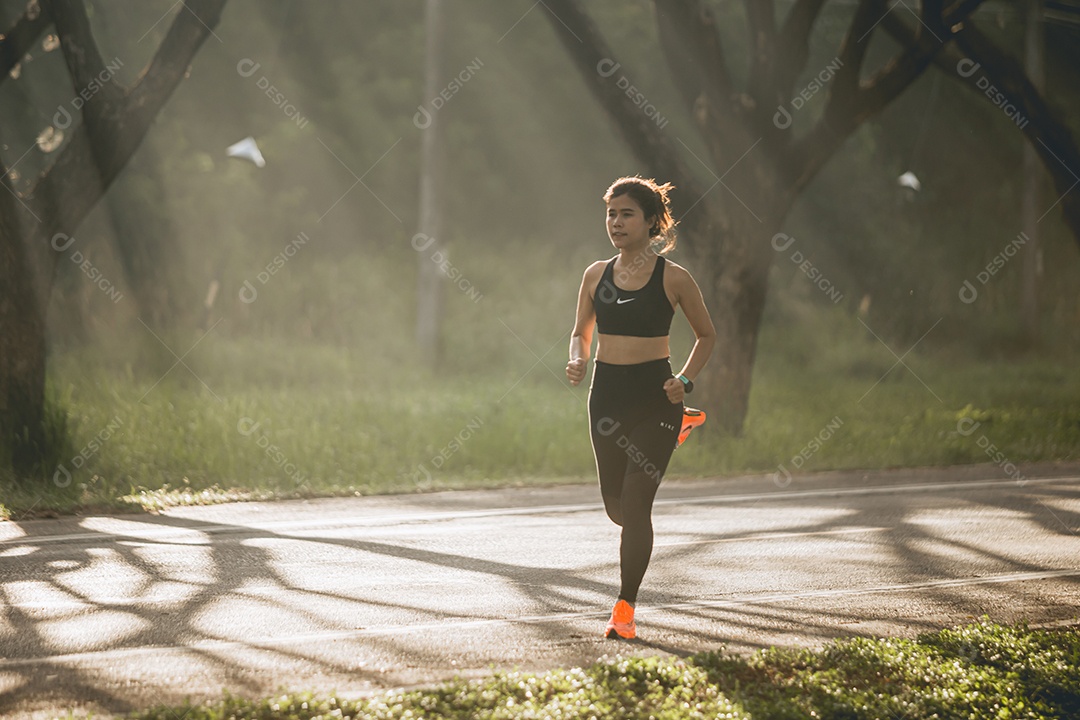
left=127, top=619, right=1080, bottom=720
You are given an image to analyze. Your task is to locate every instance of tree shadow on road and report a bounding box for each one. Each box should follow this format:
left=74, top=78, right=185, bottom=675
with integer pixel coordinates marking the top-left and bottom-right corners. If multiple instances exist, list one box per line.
left=0, top=502, right=620, bottom=717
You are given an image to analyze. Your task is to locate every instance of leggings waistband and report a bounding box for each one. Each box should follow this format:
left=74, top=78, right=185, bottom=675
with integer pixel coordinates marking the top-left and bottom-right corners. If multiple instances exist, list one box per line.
left=591, top=357, right=673, bottom=388
left=593, top=357, right=672, bottom=372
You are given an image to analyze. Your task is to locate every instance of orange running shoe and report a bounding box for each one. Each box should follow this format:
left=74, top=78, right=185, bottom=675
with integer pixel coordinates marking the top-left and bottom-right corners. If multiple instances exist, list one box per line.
left=677, top=408, right=706, bottom=448
left=605, top=599, right=636, bottom=639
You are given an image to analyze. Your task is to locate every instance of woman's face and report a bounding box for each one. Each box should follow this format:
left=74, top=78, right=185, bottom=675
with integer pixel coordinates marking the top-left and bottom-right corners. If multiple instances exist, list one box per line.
left=606, top=193, right=653, bottom=250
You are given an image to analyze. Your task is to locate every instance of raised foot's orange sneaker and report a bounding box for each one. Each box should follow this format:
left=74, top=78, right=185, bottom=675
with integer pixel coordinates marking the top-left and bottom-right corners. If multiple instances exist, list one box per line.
left=677, top=408, right=706, bottom=448
left=605, top=599, right=636, bottom=639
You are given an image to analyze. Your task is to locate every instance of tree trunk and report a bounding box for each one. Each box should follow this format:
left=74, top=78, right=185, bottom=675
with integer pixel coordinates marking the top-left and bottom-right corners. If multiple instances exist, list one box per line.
left=105, top=150, right=183, bottom=330
left=0, top=213, right=50, bottom=475
left=698, top=228, right=779, bottom=434
left=0, top=0, right=227, bottom=477
left=415, top=0, right=446, bottom=366
left=1020, top=0, right=1044, bottom=344
left=676, top=170, right=787, bottom=434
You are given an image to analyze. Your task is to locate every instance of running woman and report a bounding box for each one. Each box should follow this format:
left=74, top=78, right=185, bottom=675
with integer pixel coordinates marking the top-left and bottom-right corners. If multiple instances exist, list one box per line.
left=566, top=176, right=715, bottom=640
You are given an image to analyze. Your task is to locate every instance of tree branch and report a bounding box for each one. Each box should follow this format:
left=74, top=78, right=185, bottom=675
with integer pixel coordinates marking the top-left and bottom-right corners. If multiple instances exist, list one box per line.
left=41, top=0, right=125, bottom=162
left=744, top=0, right=778, bottom=104
left=950, top=21, right=1080, bottom=247
left=858, top=0, right=981, bottom=119
left=871, top=0, right=1080, bottom=246
left=24, top=0, right=228, bottom=245
left=854, top=0, right=946, bottom=123
left=779, top=0, right=884, bottom=193
left=0, top=1, right=51, bottom=83
left=654, top=1, right=733, bottom=115
left=832, top=0, right=886, bottom=101
left=787, top=0, right=983, bottom=194
left=540, top=0, right=702, bottom=196
left=129, top=0, right=225, bottom=120
left=775, top=0, right=829, bottom=96
left=654, top=0, right=742, bottom=149
left=42, top=0, right=114, bottom=96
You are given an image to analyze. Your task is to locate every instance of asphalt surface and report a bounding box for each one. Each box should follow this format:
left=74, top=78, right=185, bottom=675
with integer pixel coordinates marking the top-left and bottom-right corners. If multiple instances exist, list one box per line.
left=2, top=462, right=1079, bottom=719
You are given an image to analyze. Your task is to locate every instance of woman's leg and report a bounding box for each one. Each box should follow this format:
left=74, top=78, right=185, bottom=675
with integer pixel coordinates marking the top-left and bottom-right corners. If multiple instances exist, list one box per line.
left=616, top=402, right=682, bottom=604
left=588, top=364, right=631, bottom=527
left=589, top=412, right=630, bottom=527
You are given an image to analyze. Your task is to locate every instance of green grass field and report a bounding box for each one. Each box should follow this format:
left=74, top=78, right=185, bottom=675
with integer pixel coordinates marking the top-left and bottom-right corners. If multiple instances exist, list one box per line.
left=3, top=306, right=1078, bottom=519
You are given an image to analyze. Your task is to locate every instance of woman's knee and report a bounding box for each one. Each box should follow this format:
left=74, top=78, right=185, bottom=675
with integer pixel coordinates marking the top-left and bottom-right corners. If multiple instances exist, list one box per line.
left=620, top=472, right=658, bottom=523
left=602, top=493, right=624, bottom=526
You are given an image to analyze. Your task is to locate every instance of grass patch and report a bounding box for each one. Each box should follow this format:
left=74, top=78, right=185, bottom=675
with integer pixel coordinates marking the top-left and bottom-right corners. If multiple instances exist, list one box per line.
left=120, top=619, right=1080, bottom=719
left=668, top=306, right=1080, bottom=478
left=3, top=323, right=1079, bottom=517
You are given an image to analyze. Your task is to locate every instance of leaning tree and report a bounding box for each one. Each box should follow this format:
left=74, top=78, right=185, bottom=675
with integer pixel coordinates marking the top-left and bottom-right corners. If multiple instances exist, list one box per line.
left=0, top=0, right=228, bottom=476
left=543, top=0, right=1080, bottom=432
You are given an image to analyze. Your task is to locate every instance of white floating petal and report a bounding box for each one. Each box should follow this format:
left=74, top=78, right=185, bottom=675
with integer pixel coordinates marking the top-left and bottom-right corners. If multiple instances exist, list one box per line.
left=226, top=136, right=266, bottom=168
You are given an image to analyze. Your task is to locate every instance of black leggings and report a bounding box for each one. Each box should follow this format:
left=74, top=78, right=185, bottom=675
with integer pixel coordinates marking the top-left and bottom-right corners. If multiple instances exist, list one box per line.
left=588, top=358, right=683, bottom=604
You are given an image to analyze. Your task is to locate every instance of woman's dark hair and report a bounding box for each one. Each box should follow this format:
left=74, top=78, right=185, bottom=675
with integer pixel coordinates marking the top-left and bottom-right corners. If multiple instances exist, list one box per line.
left=603, top=176, right=677, bottom=255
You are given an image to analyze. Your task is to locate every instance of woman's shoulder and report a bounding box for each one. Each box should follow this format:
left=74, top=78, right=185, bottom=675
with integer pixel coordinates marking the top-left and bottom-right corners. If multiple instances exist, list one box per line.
left=660, top=257, right=700, bottom=290
left=661, top=256, right=691, bottom=277
left=582, top=257, right=614, bottom=279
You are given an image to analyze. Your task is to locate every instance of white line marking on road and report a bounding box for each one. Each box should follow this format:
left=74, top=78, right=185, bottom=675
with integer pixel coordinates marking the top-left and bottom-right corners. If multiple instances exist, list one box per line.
left=3, top=476, right=1076, bottom=548
left=2, top=567, right=1076, bottom=668
left=655, top=526, right=887, bottom=547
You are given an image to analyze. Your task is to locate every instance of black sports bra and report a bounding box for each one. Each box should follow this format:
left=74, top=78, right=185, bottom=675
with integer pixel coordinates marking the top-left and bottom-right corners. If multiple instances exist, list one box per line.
left=593, top=256, right=675, bottom=338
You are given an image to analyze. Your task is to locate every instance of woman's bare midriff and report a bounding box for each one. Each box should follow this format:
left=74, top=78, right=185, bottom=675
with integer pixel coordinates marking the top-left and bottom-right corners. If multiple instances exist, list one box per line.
left=596, top=333, right=671, bottom=365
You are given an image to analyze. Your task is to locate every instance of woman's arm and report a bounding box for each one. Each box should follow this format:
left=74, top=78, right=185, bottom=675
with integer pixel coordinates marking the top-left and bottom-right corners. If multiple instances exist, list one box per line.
left=673, top=265, right=716, bottom=380
left=662, top=263, right=716, bottom=402
left=567, top=263, right=601, bottom=386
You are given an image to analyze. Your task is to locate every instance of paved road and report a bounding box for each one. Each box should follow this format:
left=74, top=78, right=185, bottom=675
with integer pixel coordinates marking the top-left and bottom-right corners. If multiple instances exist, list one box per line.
left=2, top=463, right=1079, bottom=719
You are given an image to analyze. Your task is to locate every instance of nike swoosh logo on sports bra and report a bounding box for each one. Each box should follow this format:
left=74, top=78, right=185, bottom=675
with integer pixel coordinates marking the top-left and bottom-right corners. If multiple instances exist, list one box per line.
left=616, top=298, right=635, bottom=304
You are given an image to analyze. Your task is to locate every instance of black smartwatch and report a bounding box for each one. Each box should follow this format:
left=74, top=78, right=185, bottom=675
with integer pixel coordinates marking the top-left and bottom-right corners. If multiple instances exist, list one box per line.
left=676, top=374, right=694, bottom=394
